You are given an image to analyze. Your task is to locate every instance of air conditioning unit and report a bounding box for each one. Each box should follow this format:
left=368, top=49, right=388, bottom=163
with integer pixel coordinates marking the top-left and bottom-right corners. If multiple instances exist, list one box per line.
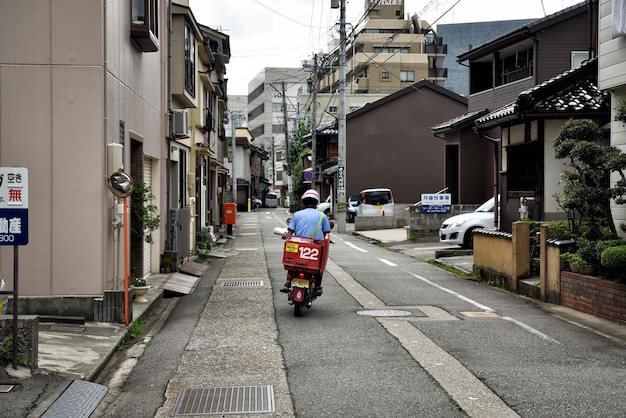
left=172, top=109, right=190, bottom=138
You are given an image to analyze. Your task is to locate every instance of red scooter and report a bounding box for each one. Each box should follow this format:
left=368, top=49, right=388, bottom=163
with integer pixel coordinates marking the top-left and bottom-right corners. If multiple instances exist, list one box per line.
left=280, top=233, right=331, bottom=317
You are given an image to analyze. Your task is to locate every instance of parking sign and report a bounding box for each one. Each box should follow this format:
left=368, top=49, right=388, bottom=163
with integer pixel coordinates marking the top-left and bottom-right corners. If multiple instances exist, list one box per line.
left=0, top=167, right=29, bottom=245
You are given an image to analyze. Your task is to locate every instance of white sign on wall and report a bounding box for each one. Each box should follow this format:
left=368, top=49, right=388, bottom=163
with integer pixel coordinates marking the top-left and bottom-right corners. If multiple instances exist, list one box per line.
left=0, top=167, right=29, bottom=245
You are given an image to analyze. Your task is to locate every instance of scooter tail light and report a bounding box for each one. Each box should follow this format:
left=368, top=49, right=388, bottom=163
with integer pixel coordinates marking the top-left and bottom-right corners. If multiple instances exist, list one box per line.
left=298, top=273, right=305, bottom=279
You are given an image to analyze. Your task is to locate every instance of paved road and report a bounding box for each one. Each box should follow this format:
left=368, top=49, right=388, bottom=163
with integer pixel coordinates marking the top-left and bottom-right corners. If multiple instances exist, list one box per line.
left=96, top=209, right=626, bottom=417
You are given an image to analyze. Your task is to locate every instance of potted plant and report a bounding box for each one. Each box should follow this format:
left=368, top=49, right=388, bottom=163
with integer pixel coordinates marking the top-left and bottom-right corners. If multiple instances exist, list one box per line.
left=196, top=229, right=214, bottom=255
left=560, top=252, right=593, bottom=274
left=131, top=277, right=150, bottom=303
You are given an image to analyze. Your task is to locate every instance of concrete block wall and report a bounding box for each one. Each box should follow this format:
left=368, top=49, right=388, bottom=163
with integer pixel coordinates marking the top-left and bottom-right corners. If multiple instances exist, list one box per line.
left=0, top=315, right=39, bottom=368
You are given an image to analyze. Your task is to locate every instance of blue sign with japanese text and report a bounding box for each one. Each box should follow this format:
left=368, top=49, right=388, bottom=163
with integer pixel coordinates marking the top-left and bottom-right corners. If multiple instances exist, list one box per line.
left=421, top=193, right=452, bottom=214
left=0, top=167, right=28, bottom=245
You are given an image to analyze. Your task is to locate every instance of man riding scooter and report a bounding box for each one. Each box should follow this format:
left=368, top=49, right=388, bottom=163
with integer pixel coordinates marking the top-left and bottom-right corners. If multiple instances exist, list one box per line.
left=281, top=189, right=332, bottom=297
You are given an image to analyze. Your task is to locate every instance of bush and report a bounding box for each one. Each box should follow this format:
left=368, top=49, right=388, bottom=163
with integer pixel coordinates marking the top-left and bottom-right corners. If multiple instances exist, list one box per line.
left=547, top=220, right=574, bottom=240
left=600, top=246, right=626, bottom=283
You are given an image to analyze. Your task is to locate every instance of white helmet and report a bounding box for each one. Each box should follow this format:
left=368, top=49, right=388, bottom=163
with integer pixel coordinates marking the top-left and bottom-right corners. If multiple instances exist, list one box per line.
left=302, top=189, right=320, bottom=204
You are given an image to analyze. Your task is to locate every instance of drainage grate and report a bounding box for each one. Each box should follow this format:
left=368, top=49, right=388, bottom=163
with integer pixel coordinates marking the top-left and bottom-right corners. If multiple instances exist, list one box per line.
left=173, top=385, right=275, bottom=415
left=42, top=380, right=108, bottom=418
left=221, top=280, right=264, bottom=288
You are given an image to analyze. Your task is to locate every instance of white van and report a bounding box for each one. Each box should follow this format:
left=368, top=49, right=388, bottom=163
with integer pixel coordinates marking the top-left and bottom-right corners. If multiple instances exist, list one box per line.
left=264, top=192, right=279, bottom=208
left=357, top=188, right=394, bottom=217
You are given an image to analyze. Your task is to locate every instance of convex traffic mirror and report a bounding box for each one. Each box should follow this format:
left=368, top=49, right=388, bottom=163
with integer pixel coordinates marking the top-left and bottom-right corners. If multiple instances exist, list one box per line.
left=107, top=171, right=134, bottom=198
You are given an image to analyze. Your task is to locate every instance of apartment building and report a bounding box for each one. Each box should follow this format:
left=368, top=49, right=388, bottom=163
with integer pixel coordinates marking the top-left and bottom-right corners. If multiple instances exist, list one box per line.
left=246, top=68, right=307, bottom=204
left=319, top=0, right=447, bottom=96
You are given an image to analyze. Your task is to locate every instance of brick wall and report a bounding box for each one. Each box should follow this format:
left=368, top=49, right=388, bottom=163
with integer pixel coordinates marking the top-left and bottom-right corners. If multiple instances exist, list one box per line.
left=561, top=272, right=626, bottom=325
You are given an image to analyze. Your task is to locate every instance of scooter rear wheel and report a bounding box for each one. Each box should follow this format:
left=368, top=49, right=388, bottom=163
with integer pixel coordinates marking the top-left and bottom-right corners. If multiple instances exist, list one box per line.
left=294, top=301, right=303, bottom=317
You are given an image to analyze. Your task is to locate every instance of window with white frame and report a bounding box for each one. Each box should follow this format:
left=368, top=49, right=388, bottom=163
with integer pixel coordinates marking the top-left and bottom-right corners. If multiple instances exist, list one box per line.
left=400, top=70, right=415, bottom=82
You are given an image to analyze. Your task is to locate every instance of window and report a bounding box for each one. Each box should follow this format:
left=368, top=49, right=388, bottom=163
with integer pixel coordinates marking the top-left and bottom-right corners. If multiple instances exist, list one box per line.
left=499, top=47, right=533, bottom=85
left=507, top=141, right=541, bottom=194
left=400, top=70, right=414, bottom=82
left=381, top=71, right=390, bottom=80
left=184, top=20, right=195, bottom=96
left=131, top=0, right=159, bottom=52
left=571, top=51, right=589, bottom=69
left=203, top=89, right=214, bottom=131
left=248, top=103, right=264, bottom=121
left=272, top=124, right=285, bottom=134
left=272, top=102, right=283, bottom=112
left=329, top=106, right=338, bottom=113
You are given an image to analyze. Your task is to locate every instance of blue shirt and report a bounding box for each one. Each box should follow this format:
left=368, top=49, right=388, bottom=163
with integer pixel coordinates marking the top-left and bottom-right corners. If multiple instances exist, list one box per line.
left=288, top=208, right=331, bottom=240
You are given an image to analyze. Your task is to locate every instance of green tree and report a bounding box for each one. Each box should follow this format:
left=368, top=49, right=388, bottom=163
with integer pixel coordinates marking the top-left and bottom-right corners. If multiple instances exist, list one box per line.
left=553, top=119, right=626, bottom=240
left=131, top=181, right=161, bottom=244
left=287, top=120, right=312, bottom=210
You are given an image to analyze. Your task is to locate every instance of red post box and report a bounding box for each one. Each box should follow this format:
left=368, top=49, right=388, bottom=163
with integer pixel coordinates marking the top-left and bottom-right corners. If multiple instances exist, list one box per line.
left=223, top=203, right=236, bottom=225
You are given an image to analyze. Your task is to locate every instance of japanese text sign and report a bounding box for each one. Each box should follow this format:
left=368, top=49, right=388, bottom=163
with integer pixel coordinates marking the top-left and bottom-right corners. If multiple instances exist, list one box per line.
left=0, top=167, right=28, bottom=245
left=421, top=193, right=451, bottom=214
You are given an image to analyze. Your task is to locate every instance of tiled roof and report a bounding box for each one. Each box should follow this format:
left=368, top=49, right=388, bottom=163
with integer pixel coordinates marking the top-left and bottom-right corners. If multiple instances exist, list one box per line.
left=476, top=58, right=609, bottom=128
left=431, top=109, right=489, bottom=133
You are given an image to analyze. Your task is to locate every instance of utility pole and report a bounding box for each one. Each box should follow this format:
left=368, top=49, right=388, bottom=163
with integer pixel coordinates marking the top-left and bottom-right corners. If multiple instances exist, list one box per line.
left=311, top=53, right=318, bottom=193
left=281, top=82, right=293, bottom=211
left=230, top=111, right=237, bottom=204
left=337, top=0, right=347, bottom=233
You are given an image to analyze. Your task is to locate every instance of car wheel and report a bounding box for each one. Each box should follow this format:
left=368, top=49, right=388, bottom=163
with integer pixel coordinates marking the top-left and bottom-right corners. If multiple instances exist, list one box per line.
left=462, top=227, right=479, bottom=249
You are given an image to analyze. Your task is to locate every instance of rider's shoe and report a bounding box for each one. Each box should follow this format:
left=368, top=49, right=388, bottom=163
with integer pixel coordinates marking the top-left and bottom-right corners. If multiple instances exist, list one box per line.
left=280, top=282, right=291, bottom=293
left=314, top=287, right=323, bottom=297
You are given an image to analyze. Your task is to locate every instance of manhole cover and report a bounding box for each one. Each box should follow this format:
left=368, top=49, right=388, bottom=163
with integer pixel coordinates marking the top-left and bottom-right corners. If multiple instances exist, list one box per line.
left=357, top=309, right=412, bottom=317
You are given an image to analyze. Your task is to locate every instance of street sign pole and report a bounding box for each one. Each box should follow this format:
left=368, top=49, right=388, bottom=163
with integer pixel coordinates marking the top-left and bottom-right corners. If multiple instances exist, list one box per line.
left=0, top=167, right=29, bottom=370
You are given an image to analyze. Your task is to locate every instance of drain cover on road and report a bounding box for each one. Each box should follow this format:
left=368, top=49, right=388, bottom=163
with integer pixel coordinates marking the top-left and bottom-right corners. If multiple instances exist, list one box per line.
left=42, top=380, right=108, bottom=418
left=357, top=309, right=412, bottom=317
left=173, top=385, right=275, bottom=415
left=221, top=280, right=264, bottom=288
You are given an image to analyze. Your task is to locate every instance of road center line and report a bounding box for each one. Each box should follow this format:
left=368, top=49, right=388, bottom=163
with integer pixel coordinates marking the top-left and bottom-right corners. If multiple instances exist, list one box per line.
left=345, top=241, right=368, bottom=252
left=379, top=259, right=397, bottom=266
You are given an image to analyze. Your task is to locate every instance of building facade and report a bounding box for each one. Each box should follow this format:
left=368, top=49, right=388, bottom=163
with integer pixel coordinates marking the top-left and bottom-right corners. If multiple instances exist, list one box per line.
left=246, top=68, right=307, bottom=205
left=598, top=0, right=626, bottom=237
left=0, top=0, right=230, bottom=321
left=319, top=0, right=447, bottom=95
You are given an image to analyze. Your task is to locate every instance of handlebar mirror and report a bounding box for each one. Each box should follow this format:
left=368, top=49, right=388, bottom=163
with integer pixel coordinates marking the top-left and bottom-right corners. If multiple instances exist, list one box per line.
left=107, top=171, right=134, bottom=198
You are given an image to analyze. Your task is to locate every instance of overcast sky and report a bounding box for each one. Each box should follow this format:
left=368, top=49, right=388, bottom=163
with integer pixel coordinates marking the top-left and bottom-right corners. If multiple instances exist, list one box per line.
left=188, top=0, right=584, bottom=95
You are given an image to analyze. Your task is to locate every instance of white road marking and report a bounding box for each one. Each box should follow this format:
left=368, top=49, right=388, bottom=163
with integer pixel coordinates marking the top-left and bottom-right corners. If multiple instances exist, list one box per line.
left=401, top=268, right=495, bottom=313
left=501, top=316, right=561, bottom=344
left=345, top=241, right=368, bottom=252
left=379, top=259, right=397, bottom=266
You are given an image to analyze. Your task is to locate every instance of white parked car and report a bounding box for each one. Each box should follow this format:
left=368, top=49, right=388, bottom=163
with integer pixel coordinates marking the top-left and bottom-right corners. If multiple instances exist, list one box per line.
left=439, top=197, right=496, bottom=249
left=316, top=196, right=332, bottom=215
